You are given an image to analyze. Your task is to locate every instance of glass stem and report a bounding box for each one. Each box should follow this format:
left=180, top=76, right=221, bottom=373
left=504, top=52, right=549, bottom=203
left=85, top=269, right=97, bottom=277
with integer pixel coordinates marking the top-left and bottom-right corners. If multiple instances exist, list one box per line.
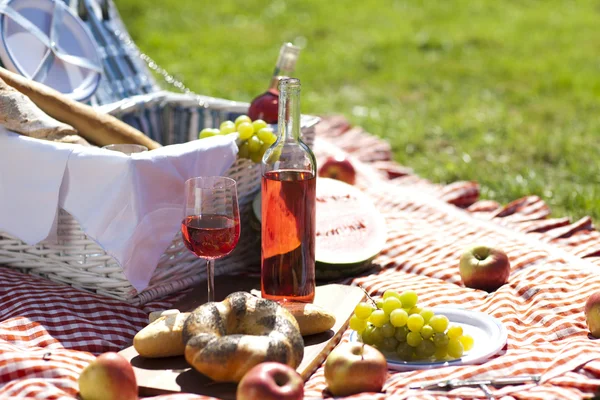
left=206, top=258, right=215, bottom=302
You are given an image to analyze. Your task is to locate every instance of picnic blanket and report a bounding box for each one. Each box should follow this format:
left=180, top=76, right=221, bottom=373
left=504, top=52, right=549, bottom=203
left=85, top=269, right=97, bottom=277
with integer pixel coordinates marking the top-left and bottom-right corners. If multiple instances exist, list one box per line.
left=2, top=116, right=600, bottom=399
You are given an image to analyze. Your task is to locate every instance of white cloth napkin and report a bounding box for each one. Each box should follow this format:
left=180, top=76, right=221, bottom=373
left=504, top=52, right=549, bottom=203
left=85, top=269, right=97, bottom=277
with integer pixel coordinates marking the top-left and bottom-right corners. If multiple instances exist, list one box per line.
left=0, top=128, right=238, bottom=291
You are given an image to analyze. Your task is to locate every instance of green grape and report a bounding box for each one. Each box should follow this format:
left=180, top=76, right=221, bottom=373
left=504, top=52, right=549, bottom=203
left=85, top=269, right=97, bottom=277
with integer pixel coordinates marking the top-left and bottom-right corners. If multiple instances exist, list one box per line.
left=249, top=151, right=263, bottom=163
left=238, top=122, right=254, bottom=140
left=264, top=145, right=282, bottom=163
left=199, top=128, right=219, bottom=139
left=361, top=324, right=375, bottom=345
left=420, top=324, right=434, bottom=340
left=248, top=136, right=262, bottom=153
left=258, top=142, right=271, bottom=158
left=219, top=121, right=236, bottom=134
left=383, top=290, right=401, bottom=300
left=382, top=297, right=402, bottom=315
left=407, top=314, right=425, bottom=332
left=238, top=141, right=249, bottom=159
left=376, top=299, right=384, bottom=309
left=390, top=308, right=408, bottom=327
left=406, top=331, right=423, bottom=347
left=381, top=337, right=399, bottom=352
left=370, top=327, right=385, bottom=347
left=447, top=325, right=463, bottom=340
left=252, top=119, right=268, bottom=133
left=420, top=308, right=435, bottom=323
left=429, top=315, right=449, bottom=333
left=415, top=340, right=436, bottom=359
left=349, top=316, right=367, bottom=333
left=396, top=342, right=414, bottom=360
left=368, top=309, right=388, bottom=328
left=381, top=323, right=395, bottom=338
left=394, top=326, right=408, bottom=342
left=447, top=338, right=464, bottom=359
left=354, top=302, right=375, bottom=319
left=238, top=129, right=254, bottom=141
left=433, top=332, right=449, bottom=348
left=434, top=345, right=448, bottom=360
left=256, top=128, right=276, bottom=145
left=235, top=115, right=252, bottom=128
left=399, top=290, right=418, bottom=309
left=459, top=334, right=474, bottom=351
left=408, top=306, right=422, bottom=315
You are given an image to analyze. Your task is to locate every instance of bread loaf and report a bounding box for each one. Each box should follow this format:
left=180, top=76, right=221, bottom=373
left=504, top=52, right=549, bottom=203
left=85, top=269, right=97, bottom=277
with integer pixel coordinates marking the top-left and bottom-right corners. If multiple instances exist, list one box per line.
left=133, top=313, right=188, bottom=358
left=148, top=309, right=182, bottom=324
left=281, top=303, right=336, bottom=336
left=0, top=67, right=161, bottom=149
left=183, top=292, right=304, bottom=382
left=0, top=78, right=74, bottom=136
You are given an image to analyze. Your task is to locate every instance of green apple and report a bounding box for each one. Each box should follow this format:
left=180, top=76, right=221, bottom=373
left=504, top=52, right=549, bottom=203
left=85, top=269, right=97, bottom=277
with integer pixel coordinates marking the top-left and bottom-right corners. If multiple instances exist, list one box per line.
left=324, top=342, right=387, bottom=396
left=459, top=244, right=510, bottom=292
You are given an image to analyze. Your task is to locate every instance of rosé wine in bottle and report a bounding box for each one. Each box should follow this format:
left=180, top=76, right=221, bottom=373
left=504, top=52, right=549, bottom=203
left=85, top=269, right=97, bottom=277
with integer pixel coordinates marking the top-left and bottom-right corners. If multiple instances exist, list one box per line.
left=261, top=78, right=316, bottom=303
left=248, top=43, right=301, bottom=124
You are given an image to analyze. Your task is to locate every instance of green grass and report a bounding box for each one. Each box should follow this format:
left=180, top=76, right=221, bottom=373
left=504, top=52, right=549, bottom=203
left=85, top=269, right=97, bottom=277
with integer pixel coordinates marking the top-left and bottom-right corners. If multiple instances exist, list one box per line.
left=116, top=0, right=600, bottom=221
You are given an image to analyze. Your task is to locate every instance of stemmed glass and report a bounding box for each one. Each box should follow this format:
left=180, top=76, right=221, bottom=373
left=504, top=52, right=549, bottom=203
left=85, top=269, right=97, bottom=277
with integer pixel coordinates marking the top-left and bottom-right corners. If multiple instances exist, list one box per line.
left=181, top=177, right=241, bottom=302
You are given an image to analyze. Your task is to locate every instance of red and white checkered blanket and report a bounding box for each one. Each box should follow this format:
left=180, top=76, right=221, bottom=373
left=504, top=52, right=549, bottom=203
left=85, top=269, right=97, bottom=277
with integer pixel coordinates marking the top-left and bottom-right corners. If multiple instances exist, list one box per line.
left=2, top=116, right=600, bottom=399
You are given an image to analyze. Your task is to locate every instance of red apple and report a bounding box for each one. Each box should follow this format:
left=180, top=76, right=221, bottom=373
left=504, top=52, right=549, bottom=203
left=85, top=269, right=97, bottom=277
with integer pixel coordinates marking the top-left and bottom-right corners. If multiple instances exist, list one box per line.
left=318, top=155, right=357, bottom=185
left=78, top=352, right=138, bottom=400
left=585, top=292, right=600, bottom=338
left=324, top=342, right=387, bottom=397
left=237, top=362, right=304, bottom=400
left=459, top=244, right=511, bottom=292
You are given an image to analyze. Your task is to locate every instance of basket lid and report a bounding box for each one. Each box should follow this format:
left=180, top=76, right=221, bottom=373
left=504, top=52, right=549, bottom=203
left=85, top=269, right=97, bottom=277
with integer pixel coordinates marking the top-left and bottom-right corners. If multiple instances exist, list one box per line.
left=0, top=0, right=102, bottom=102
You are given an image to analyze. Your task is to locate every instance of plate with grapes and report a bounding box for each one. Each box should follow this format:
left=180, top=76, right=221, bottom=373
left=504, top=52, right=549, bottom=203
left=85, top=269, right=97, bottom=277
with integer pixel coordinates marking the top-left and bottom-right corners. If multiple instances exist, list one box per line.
left=349, top=307, right=507, bottom=371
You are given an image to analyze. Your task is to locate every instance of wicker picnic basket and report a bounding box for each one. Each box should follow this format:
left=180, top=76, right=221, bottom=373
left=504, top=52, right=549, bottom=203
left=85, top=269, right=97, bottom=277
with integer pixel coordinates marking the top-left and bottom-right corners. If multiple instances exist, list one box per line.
left=0, top=0, right=318, bottom=305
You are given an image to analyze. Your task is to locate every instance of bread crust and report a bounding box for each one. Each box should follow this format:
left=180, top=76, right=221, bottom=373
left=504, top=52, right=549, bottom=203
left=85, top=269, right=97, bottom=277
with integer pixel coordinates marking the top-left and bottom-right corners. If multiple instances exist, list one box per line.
left=281, top=302, right=336, bottom=336
left=133, top=313, right=188, bottom=358
left=182, top=291, right=304, bottom=382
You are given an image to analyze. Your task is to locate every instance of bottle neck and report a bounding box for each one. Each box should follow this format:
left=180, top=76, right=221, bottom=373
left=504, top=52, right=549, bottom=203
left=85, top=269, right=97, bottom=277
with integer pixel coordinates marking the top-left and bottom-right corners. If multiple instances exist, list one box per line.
left=278, top=81, right=301, bottom=142
left=269, top=44, right=299, bottom=91
left=268, top=76, right=283, bottom=91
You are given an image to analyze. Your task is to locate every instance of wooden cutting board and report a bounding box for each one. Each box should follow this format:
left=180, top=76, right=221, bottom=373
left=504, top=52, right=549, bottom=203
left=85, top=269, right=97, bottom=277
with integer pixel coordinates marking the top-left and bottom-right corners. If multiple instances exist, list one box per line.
left=119, top=275, right=365, bottom=399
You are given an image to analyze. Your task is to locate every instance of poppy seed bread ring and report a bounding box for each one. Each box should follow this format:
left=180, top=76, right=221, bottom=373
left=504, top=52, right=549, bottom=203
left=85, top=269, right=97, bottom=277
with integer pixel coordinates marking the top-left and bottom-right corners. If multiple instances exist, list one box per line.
left=182, top=291, right=304, bottom=382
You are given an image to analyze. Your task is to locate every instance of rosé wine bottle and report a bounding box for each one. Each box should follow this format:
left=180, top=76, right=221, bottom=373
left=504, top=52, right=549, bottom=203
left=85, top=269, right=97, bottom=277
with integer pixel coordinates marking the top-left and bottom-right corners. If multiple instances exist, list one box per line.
left=260, top=78, right=316, bottom=303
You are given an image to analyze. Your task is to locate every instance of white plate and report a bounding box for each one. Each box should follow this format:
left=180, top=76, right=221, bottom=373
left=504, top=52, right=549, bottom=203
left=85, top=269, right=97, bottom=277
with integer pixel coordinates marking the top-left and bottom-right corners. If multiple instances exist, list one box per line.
left=349, top=307, right=508, bottom=371
left=0, top=0, right=101, bottom=102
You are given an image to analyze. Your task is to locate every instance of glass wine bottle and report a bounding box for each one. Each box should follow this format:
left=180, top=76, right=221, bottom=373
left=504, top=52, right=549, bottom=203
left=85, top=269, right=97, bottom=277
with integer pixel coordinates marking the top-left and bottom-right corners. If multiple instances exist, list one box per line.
left=260, top=78, right=316, bottom=303
left=248, top=43, right=301, bottom=124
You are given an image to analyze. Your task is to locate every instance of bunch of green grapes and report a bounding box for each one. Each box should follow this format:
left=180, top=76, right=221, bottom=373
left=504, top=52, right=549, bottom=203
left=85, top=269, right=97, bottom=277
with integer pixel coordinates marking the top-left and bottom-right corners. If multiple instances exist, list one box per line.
left=349, top=289, right=475, bottom=362
left=199, top=115, right=277, bottom=163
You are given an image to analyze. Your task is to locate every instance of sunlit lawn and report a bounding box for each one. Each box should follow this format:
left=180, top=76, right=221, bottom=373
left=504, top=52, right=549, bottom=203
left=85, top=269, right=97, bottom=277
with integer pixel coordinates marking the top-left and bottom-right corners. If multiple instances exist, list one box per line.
left=117, top=0, right=600, bottom=221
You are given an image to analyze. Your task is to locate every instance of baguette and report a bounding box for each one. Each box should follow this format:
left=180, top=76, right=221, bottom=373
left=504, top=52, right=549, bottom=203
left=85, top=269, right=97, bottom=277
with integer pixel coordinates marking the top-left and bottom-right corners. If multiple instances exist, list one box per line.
left=0, top=77, right=75, bottom=138
left=0, top=67, right=161, bottom=150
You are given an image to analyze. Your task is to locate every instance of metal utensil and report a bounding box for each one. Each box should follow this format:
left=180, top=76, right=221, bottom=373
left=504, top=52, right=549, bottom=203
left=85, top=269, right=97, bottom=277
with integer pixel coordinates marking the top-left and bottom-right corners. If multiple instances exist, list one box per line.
left=410, top=374, right=541, bottom=391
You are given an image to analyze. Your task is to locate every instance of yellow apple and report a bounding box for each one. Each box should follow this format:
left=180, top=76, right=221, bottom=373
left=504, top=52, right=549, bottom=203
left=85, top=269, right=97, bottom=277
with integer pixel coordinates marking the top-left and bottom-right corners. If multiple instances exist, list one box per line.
left=78, top=352, right=137, bottom=400
left=324, top=342, right=387, bottom=396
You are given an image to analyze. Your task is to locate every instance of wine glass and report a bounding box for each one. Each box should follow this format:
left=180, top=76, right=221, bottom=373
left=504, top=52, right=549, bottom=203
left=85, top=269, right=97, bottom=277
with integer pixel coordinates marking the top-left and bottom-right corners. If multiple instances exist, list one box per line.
left=181, top=176, right=241, bottom=302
